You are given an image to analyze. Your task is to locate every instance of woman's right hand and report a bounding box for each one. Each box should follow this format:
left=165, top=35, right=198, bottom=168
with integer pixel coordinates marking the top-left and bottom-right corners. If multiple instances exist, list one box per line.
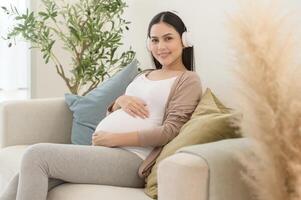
left=116, top=95, right=149, bottom=119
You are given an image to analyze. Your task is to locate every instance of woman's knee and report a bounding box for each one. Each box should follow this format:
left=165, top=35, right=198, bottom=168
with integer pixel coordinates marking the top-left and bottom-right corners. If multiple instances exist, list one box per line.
left=21, top=143, right=51, bottom=169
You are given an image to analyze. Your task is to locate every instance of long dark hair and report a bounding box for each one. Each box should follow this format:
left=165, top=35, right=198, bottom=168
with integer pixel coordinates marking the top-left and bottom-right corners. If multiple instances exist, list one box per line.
left=147, top=11, right=194, bottom=71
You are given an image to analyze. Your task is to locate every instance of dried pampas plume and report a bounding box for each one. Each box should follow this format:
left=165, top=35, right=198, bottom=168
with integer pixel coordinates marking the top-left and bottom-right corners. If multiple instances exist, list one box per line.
left=228, top=0, right=301, bottom=200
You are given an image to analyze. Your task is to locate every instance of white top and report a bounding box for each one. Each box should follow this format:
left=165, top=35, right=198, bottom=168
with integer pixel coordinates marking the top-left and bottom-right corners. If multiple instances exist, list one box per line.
left=95, top=73, right=177, bottom=159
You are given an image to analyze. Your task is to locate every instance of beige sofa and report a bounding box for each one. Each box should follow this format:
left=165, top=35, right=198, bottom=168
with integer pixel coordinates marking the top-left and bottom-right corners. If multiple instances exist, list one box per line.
left=0, top=98, right=253, bottom=200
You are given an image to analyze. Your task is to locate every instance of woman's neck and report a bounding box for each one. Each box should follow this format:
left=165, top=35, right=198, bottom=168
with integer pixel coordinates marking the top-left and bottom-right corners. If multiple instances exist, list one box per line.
left=161, top=63, right=186, bottom=72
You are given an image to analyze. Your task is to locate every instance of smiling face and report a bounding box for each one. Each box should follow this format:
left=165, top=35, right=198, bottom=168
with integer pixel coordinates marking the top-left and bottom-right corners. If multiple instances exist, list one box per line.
left=149, top=22, right=184, bottom=69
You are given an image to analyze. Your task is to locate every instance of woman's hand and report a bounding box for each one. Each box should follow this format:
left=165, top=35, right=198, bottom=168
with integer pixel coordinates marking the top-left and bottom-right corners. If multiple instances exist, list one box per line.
left=92, top=131, right=117, bottom=147
left=92, top=130, right=141, bottom=147
left=116, top=95, right=149, bottom=119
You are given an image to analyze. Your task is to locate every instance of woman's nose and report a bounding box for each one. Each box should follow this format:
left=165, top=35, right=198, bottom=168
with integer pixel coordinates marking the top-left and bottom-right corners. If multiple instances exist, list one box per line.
left=157, top=41, right=166, bottom=50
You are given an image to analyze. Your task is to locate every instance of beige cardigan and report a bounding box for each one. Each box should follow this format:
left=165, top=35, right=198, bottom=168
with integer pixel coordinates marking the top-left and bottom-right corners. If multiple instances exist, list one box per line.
left=107, top=70, right=202, bottom=179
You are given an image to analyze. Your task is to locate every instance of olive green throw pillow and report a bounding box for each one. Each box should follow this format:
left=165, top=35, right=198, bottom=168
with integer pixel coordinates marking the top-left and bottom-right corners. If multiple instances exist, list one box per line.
left=144, top=88, right=241, bottom=199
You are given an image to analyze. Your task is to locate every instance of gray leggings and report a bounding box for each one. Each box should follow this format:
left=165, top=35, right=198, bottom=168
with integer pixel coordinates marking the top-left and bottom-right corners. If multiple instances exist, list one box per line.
left=0, top=143, right=145, bottom=200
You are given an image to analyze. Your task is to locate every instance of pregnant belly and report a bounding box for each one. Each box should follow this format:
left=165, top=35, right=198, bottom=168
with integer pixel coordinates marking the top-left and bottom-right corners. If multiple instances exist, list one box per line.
left=95, top=109, right=161, bottom=133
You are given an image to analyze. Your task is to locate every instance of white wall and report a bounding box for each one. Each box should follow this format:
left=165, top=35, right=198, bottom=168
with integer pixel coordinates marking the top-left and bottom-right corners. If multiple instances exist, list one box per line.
left=31, top=0, right=301, bottom=107
left=30, top=1, right=70, bottom=98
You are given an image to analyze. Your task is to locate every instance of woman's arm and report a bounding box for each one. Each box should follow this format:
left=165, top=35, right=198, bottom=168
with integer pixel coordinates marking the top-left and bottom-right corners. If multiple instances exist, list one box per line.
left=107, top=100, right=121, bottom=114
left=106, top=95, right=149, bottom=118
left=111, top=101, right=121, bottom=112
left=138, top=72, right=202, bottom=147
left=92, top=131, right=141, bottom=147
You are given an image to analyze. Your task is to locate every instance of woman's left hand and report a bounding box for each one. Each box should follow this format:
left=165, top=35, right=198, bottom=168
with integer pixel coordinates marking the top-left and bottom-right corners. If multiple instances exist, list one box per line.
left=92, top=131, right=117, bottom=147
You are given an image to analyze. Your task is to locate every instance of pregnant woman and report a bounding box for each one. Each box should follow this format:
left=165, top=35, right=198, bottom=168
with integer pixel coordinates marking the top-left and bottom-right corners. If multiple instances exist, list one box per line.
left=0, top=11, right=202, bottom=200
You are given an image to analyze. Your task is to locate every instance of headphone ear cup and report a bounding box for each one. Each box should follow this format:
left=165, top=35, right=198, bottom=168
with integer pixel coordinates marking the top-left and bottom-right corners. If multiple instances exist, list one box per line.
left=182, top=31, right=193, bottom=48
left=146, top=37, right=151, bottom=51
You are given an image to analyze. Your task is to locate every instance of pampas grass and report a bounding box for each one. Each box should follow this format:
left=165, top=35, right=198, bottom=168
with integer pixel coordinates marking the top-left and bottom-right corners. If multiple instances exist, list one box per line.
left=228, top=0, right=301, bottom=200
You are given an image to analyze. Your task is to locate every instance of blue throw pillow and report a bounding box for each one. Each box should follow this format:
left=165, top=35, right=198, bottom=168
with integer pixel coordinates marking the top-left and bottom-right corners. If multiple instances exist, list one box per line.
left=65, top=59, right=139, bottom=145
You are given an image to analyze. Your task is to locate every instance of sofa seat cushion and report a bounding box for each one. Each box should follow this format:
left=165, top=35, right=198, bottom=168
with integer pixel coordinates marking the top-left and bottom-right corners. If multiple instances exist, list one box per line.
left=0, top=145, right=28, bottom=194
left=48, top=184, right=153, bottom=200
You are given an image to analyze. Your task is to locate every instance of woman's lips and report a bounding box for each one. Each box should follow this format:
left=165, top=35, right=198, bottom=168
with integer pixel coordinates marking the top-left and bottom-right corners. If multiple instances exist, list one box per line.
left=157, top=52, right=170, bottom=59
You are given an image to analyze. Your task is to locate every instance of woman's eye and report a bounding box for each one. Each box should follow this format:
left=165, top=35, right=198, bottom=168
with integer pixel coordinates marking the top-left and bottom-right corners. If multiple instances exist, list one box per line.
left=151, top=39, right=158, bottom=43
left=165, top=37, right=173, bottom=41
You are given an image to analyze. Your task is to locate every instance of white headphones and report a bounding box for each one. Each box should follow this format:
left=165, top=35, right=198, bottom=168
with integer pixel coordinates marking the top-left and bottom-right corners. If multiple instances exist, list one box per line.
left=181, top=31, right=193, bottom=48
left=146, top=11, right=193, bottom=51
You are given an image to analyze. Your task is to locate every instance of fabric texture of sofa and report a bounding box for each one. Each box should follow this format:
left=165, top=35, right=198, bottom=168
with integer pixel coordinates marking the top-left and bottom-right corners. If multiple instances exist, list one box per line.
left=0, top=98, right=253, bottom=200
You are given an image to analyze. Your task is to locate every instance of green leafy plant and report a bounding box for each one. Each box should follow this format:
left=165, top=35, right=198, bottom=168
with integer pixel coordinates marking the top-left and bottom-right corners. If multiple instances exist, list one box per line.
left=1, top=0, right=135, bottom=96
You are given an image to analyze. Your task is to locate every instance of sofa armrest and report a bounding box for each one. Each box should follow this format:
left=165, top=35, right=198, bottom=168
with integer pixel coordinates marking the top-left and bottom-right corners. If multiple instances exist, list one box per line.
left=0, top=98, right=72, bottom=148
left=157, top=152, right=209, bottom=200
left=157, top=138, right=253, bottom=200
